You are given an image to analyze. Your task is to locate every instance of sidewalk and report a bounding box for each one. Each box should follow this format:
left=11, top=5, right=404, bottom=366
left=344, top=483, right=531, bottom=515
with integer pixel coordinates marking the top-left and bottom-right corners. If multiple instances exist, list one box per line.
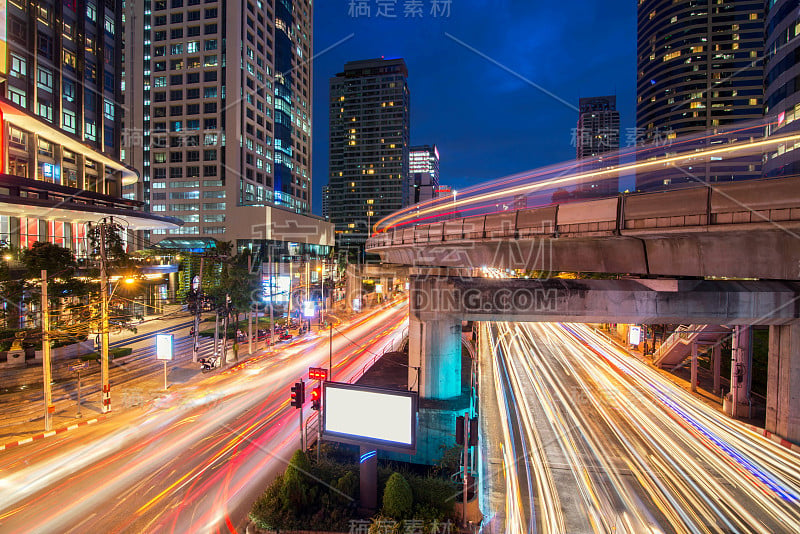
left=109, top=304, right=193, bottom=345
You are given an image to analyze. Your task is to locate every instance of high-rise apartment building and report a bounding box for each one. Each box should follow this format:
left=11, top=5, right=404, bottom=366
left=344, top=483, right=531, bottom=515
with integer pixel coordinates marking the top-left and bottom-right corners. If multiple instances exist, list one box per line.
left=328, top=58, right=410, bottom=248
left=124, top=0, right=321, bottom=250
left=575, top=96, right=619, bottom=197
left=408, top=144, right=439, bottom=205
left=763, top=0, right=800, bottom=177
left=636, top=0, right=764, bottom=191
left=0, top=0, right=178, bottom=252
left=576, top=96, right=620, bottom=159
left=321, top=184, right=330, bottom=220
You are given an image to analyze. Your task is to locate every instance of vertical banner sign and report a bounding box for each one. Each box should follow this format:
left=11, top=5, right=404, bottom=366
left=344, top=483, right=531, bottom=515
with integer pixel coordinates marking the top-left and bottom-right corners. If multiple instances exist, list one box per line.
left=302, top=300, right=315, bottom=319
left=156, top=334, right=174, bottom=360
left=628, top=325, right=642, bottom=345
left=0, top=0, right=7, bottom=75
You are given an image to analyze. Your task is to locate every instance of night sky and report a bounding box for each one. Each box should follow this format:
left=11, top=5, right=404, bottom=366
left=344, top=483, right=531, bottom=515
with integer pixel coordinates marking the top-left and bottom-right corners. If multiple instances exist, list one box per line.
left=311, top=1, right=637, bottom=215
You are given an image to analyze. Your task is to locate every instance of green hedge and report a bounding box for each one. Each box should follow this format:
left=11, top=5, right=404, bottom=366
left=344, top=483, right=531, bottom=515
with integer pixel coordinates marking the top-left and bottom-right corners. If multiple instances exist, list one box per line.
left=79, top=347, right=133, bottom=361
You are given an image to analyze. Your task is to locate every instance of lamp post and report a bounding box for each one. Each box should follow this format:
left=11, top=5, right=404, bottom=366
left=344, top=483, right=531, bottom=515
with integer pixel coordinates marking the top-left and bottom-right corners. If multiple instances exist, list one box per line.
left=99, top=272, right=136, bottom=415
left=453, top=190, right=458, bottom=219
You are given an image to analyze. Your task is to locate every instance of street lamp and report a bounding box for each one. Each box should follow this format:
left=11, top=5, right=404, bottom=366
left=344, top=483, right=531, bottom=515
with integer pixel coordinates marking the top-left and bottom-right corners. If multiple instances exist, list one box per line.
left=452, top=190, right=458, bottom=219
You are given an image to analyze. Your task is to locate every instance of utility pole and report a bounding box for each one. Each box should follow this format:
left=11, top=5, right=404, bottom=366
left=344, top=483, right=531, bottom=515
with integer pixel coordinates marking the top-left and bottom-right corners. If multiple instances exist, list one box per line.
left=305, top=254, right=310, bottom=331
left=41, top=270, right=53, bottom=431
left=288, top=257, right=293, bottom=325
left=269, top=245, right=274, bottom=347
left=99, top=222, right=111, bottom=413
left=247, top=254, right=253, bottom=356
left=213, top=305, right=220, bottom=358
left=192, top=256, right=204, bottom=362
left=222, top=293, right=230, bottom=364
left=320, top=259, right=325, bottom=326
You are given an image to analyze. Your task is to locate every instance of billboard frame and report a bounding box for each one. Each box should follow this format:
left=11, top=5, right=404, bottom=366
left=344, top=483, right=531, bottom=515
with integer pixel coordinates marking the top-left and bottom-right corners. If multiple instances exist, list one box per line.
left=321, top=381, right=418, bottom=455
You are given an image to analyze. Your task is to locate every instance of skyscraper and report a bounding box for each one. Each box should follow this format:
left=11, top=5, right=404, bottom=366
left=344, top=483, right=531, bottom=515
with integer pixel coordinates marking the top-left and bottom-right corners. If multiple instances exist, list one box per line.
left=328, top=58, right=410, bottom=248
left=576, top=96, right=620, bottom=159
left=636, top=0, right=764, bottom=191
left=0, top=0, right=178, bottom=251
left=321, top=184, right=330, bottom=220
left=408, top=144, right=440, bottom=205
left=762, top=0, right=800, bottom=177
left=575, top=96, right=619, bottom=197
left=124, top=0, right=317, bottom=249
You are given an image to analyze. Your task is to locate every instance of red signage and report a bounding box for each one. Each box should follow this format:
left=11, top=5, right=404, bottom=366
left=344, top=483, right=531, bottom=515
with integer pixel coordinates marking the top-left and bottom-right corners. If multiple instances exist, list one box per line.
left=308, top=367, right=328, bottom=381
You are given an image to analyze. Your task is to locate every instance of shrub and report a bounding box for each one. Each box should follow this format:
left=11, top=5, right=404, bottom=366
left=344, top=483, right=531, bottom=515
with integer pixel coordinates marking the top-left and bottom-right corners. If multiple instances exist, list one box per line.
left=408, top=475, right=458, bottom=517
left=382, top=472, right=413, bottom=519
left=249, top=474, right=285, bottom=530
left=334, top=470, right=359, bottom=505
left=79, top=347, right=132, bottom=361
left=281, top=449, right=313, bottom=513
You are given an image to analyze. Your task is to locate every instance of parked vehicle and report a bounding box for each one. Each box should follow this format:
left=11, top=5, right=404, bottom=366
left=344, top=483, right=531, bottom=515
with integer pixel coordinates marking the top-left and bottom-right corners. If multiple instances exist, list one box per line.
left=199, top=356, right=218, bottom=372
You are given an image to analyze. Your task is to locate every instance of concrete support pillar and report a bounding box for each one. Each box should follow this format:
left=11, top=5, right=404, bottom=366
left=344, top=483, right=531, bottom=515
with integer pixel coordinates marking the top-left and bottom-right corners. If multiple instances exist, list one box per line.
left=766, top=323, right=800, bottom=445
left=726, top=326, right=752, bottom=418
left=712, top=344, right=721, bottom=396
left=690, top=343, right=698, bottom=393
left=409, top=315, right=462, bottom=400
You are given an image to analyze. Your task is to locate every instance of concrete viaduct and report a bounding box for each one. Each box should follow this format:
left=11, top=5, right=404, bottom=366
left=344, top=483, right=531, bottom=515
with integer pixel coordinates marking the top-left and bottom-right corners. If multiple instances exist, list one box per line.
left=366, top=176, right=800, bottom=445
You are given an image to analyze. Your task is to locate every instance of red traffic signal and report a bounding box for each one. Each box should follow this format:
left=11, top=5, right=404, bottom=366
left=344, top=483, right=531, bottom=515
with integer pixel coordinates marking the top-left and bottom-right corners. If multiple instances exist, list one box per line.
left=290, top=380, right=305, bottom=409
left=311, top=387, right=321, bottom=411
left=308, top=367, right=328, bottom=381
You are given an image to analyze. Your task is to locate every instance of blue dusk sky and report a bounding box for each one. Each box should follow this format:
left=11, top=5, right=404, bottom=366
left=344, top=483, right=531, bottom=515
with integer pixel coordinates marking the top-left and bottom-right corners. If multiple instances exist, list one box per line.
left=311, top=1, right=637, bottom=214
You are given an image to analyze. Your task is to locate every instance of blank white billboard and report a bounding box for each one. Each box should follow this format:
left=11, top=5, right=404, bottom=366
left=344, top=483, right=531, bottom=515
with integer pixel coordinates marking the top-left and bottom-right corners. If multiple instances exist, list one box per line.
left=323, top=382, right=417, bottom=452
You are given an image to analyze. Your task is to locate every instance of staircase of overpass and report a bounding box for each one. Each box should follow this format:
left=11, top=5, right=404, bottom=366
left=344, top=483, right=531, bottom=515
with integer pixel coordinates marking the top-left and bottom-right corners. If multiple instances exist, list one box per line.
left=653, top=324, right=730, bottom=369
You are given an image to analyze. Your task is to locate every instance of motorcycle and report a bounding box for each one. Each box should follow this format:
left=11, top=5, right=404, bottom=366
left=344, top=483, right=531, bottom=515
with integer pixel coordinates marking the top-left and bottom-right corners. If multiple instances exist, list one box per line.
left=199, top=356, right=218, bottom=372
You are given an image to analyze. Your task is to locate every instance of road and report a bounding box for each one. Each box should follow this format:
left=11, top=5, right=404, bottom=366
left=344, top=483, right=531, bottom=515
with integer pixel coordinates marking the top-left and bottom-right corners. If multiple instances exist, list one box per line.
left=482, top=321, right=800, bottom=534
left=0, top=300, right=408, bottom=533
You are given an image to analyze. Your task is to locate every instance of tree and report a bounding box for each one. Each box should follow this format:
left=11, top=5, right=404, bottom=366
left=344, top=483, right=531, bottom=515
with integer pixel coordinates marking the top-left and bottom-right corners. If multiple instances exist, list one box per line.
left=23, top=241, right=77, bottom=278
left=382, top=472, right=413, bottom=519
left=281, top=449, right=313, bottom=513
left=87, top=220, right=135, bottom=270
left=205, top=249, right=260, bottom=331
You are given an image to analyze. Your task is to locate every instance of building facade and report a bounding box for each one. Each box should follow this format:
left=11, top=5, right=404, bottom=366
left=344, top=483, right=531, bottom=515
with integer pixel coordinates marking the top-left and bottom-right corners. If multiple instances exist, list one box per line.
left=0, top=0, right=177, bottom=253
left=763, top=0, right=800, bottom=177
left=328, top=58, right=410, bottom=248
left=124, top=0, right=320, bottom=250
left=408, top=144, right=439, bottom=205
left=576, top=96, right=620, bottom=159
left=636, top=0, right=765, bottom=191
left=575, top=96, right=620, bottom=197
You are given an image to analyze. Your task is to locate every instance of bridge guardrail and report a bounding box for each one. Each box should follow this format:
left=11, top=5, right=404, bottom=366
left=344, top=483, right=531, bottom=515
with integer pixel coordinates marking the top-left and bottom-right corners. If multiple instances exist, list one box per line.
left=366, top=175, right=800, bottom=249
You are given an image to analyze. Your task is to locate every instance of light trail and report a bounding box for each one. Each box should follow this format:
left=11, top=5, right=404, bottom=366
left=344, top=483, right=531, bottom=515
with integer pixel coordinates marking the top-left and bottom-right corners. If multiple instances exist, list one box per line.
left=375, top=123, right=796, bottom=233
left=484, top=321, right=800, bottom=533
left=0, top=300, right=408, bottom=533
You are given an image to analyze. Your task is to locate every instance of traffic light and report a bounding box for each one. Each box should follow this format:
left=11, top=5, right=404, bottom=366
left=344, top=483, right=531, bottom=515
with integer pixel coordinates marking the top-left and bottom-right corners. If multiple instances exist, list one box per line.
left=290, top=381, right=305, bottom=409
left=311, top=387, right=321, bottom=411
left=469, top=417, right=478, bottom=447
left=455, top=415, right=465, bottom=445
left=308, top=367, right=328, bottom=381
